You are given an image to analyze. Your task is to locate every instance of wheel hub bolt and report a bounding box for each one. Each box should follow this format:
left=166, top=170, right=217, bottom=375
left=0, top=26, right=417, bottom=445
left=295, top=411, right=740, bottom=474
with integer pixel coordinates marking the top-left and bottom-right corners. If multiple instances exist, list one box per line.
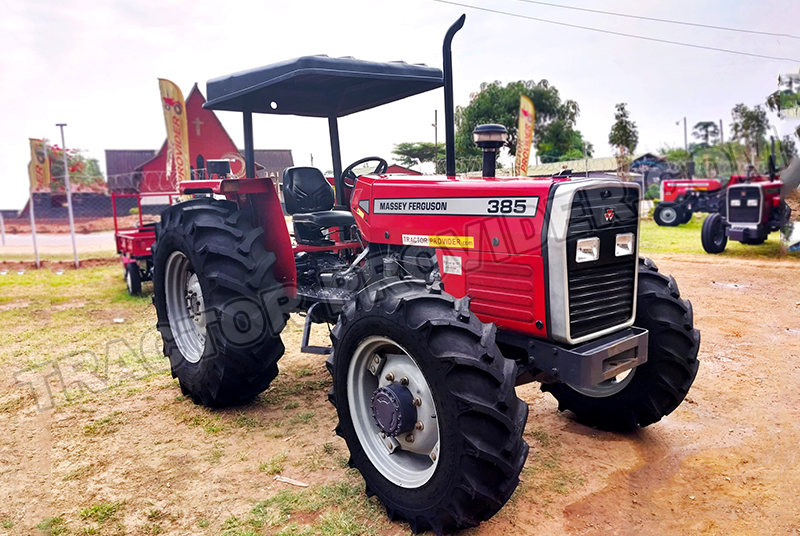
left=405, top=434, right=415, bottom=443
left=413, top=397, right=422, bottom=406
left=431, top=452, right=437, bottom=461
left=415, top=421, right=424, bottom=431
left=385, top=372, right=394, bottom=382
left=400, top=377, right=409, bottom=386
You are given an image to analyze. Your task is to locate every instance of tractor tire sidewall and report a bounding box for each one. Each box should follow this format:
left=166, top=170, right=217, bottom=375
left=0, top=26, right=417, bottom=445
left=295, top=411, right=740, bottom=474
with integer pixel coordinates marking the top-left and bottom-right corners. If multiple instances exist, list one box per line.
left=152, top=198, right=287, bottom=407
left=542, top=257, right=700, bottom=432
left=681, top=209, right=693, bottom=224
left=701, top=213, right=728, bottom=254
left=333, top=315, right=461, bottom=508
left=126, top=263, right=142, bottom=296
left=328, top=280, right=528, bottom=533
left=654, top=203, right=682, bottom=226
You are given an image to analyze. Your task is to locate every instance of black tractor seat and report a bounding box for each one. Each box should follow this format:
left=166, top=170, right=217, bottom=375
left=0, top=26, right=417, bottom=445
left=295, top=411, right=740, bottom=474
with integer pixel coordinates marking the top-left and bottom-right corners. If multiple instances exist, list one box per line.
left=282, top=166, right=355, bottom=244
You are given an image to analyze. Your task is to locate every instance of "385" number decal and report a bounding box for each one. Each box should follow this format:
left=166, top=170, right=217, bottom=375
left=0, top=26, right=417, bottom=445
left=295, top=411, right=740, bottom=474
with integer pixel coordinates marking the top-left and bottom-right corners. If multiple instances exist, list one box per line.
left=487, top=199, right=528, bottom=214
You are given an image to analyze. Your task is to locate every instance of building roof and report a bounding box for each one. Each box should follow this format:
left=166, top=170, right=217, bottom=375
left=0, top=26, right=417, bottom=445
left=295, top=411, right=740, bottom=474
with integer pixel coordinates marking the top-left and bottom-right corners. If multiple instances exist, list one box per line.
left=249, top=150, right=294, bottom=177
left=105, top=150, right=157, bottom=192
left=526, top=153, right=661, bottom=177
left=204, top=55, right=443, bottom=117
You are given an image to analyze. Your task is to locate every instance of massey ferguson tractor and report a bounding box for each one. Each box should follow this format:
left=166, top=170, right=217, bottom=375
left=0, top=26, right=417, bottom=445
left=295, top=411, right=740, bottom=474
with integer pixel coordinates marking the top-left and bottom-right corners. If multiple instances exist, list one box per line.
left=151, top=16, right=700, bottom=534
left=700, top=143, right=790, bottom=253
left=655, top=167, right=772, bottom=227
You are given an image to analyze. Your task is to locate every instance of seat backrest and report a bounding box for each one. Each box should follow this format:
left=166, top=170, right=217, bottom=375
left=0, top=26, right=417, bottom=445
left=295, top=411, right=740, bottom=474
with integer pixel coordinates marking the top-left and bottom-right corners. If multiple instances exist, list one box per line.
left=282, top=167, right=335, bottom=215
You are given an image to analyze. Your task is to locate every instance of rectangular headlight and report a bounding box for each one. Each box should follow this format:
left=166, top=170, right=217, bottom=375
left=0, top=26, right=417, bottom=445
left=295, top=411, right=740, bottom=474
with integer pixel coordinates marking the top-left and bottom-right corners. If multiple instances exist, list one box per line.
left=576, top=237, right=600, bottom=263
left=747, top=199, right=758, bottom=207
left=730, top=199, right=741, bottom=207
left=615, top=233, right=634, bottom=257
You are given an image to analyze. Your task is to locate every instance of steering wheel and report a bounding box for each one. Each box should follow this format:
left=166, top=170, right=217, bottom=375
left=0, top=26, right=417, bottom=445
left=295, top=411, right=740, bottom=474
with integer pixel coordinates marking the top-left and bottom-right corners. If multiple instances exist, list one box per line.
left=342, top=157, right=388, bottom=188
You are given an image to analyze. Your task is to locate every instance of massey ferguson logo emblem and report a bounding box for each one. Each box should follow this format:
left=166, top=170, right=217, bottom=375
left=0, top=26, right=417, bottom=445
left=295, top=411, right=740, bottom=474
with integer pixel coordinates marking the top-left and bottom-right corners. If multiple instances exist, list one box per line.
left=604, top=207, right=615, bottom=222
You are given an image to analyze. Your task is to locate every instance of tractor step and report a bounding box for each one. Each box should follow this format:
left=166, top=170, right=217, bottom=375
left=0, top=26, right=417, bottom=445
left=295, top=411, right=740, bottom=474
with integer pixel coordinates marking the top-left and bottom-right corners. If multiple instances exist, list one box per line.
left=300, top=302, right=332, bottom=355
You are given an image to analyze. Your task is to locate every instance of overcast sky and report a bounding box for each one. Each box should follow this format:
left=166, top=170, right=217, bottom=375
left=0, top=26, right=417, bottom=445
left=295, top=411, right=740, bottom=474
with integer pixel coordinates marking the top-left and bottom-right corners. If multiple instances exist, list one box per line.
left=1, top=0, right=799, bottom=210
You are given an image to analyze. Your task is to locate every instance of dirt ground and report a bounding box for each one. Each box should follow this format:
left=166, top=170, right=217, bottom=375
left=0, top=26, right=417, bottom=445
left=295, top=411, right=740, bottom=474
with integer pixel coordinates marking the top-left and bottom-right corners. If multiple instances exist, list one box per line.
left=0, top=254, right=798, bottom=535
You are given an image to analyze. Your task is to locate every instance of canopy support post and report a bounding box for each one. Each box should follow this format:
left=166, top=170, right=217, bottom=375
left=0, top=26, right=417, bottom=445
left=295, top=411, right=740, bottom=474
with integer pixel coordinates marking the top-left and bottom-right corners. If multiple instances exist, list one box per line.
left=328, top=116, right=344, bottom=206
left=243, top=108, right=255, bottom=179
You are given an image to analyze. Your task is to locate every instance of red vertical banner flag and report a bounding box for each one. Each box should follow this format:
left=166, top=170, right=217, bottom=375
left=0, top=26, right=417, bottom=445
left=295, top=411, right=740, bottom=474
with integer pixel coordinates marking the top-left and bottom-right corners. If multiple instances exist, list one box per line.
left=158, top=79, right=191, bottom=184
left=28, top=139, right=51, bottom=191
left=515, top=95, right=535, bottom=176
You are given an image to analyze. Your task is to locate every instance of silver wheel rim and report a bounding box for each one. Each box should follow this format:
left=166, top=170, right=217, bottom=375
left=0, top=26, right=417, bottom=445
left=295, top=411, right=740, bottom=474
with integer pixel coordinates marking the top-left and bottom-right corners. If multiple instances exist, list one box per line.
left=126, top=269, right=133, bottom=293
left=347, top=336, right=440, bottom=488
left=568, top=367, right=636, bottom=398
left=660, top=207, right=677, bottom=224
left=164, top=251, right=206, bottom=364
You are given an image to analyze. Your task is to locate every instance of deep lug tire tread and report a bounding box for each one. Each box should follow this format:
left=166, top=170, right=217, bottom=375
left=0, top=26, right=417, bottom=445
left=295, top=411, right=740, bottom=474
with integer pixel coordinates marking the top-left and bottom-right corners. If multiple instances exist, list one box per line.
left=152, top=198, right=286, bottom=407
left=701, top=213, right=728, bottom=254
left=542, top=257, right=700, bottom=432
left=327, top=279, right=529, bottom=534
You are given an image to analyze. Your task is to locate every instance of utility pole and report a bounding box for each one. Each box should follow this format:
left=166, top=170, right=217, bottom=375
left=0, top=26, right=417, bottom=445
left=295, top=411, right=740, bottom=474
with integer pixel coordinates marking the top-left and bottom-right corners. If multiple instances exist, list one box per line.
left=432, top=110, right=438, bottom=148
left=57, top=124, right=79, bottom=268
left=310, top=153, right=314, bottom=167
left=683, top=117, right=688, bottom=153
left=719, top=119, right=724, bottom=145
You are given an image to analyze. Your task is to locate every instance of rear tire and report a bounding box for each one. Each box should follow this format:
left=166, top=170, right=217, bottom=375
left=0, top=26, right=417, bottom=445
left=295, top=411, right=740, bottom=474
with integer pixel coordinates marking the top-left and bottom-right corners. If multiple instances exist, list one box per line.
left=542, top=257, right=700, bottom=432
left=152, top=198, right=287, bottom=407
left=701, top=213, right=728, bottom=254
left=327, top=279, right=528, bottom=534
left=654, top=202, right=682, bottom=226
left=125, top=262, right=142, bottom=296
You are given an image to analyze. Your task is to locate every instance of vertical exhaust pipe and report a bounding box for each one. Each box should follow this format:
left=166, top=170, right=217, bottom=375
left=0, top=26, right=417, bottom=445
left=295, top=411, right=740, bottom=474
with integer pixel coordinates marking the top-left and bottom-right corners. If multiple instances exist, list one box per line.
left=443, top=14, right=466, bottom=177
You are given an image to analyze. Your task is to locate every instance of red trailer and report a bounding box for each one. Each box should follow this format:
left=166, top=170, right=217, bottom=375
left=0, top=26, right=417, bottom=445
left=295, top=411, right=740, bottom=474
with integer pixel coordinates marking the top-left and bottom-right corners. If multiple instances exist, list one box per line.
left=112, top=191, right=180, bottom=295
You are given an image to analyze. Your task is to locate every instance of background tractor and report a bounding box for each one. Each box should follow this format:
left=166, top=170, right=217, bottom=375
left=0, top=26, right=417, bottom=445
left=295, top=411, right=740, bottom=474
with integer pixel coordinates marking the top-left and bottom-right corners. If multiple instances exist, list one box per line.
left=701, top=143, right=790, bottom=253
left=151, top=15, right=700, bottom=534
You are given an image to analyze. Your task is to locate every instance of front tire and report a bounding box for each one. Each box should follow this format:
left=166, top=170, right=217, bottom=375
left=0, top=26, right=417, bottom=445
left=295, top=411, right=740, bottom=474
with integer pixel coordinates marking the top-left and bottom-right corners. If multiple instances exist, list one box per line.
left=542, top=257, right=700, bottom=432
left=125, top=262, right=142, bottom=296
left=654, top=202, right=683, bottom=226
left=327, top=279, right=528, bottom=534
left=152, top=198, right=287, bottom=407
left=681, top=209, right=693, bottom=224
left=701, top=213, right=728, bottom=254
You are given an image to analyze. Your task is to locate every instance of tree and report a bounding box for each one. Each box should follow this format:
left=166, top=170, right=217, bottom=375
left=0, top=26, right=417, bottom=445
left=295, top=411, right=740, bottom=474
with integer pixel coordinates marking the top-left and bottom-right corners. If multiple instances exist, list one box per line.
left=730, top=103, right=770, bottom=163
left=47, top=144, right=105, bottom=193
left=780, top=135, right=798, bottom=163
left=453, top=80, right=589, bottom=163
left=391, top=142, right=444, bottom=167
left=692, top=121, right=720, bottom=146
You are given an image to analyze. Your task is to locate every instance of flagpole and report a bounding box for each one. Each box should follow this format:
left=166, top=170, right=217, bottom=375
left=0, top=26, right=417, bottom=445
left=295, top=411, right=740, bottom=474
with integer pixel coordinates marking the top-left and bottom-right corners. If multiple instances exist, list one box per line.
left=29, top=189, right=40, bottom=269
left=56, top=124, right=79, bottom=268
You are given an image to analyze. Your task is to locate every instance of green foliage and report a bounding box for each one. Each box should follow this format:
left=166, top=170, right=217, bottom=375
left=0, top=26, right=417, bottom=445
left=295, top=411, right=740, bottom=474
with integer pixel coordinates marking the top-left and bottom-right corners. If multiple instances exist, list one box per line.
left=730, top=103, right=770, bottom=161
left=129, top=207, right=139, bottom=216
left=37, top=516, right=67, bottom=535
left=80, top=501, right=123, bottom=523
left=259, top=451, right=288, bottom=474
left=645, top=184, right=660, bottom=200
left=453, top=79, right=587, bottom=163
left=391, top=142, right=444, bottom=167
left=779, top=135, right=798, bottom=163
left=692, top=121, right=720, bottom=146
left=608, top=103, right=639, bottom=155
left=46, top=144, right=105, bottom=192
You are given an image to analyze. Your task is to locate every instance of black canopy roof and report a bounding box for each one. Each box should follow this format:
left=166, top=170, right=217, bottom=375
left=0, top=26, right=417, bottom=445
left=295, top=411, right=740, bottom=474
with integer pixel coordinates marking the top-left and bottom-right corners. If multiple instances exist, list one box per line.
left=203, top=55, right=443, bottom=117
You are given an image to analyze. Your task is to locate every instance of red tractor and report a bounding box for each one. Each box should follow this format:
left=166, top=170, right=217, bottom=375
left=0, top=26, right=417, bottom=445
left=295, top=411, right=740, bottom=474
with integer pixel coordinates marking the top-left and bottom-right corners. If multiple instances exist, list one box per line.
left=701, top=166, right=787, bottom=253
left=151, top=16, right=699, bottom=533
left=655, top=171, right=771, bottom=227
